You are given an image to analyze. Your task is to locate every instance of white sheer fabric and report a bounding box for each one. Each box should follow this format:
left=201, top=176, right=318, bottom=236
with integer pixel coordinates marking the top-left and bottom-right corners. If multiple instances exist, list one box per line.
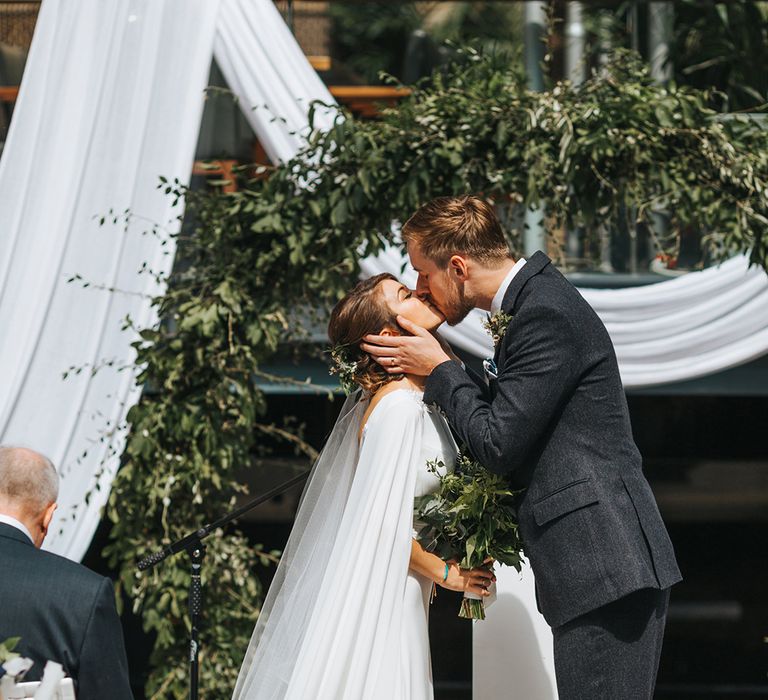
left=360, top=243, right=768, bottom=388
left=213, top=0, right=337, bottom=164
left=233, top=389, right=457, bottom=700
left=0, top=0, right=220, bottom=560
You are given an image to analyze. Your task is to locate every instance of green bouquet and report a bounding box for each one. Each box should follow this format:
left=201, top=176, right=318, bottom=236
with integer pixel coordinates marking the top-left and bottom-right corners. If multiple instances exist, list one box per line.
left=414, top=451, right=525, bottom=620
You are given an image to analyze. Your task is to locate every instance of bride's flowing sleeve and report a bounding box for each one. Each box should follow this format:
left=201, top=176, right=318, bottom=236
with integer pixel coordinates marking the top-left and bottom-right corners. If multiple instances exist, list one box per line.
left=233, top=392, right=427, bottom=700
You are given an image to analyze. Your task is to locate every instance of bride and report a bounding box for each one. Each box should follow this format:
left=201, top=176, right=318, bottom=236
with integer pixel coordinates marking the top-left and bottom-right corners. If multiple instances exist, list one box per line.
left=233, top=272, right=494, bottom=700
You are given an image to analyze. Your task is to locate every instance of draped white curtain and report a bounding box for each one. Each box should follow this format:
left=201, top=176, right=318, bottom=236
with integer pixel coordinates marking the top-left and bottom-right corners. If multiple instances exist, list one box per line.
left=213, top=0, right=337, bottom=163
left=0, top=0, right=221, bottom=559
left=0, top=0, right=337, bottom=562
left=361, top=243, right=768, bottom=387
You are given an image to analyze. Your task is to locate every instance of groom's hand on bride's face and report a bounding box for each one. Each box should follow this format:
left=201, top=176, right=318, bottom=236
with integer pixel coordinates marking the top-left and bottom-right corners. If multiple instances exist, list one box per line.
left=434, top=333, right=462, bottom=365
left=361, top=316, right=452, bottom=376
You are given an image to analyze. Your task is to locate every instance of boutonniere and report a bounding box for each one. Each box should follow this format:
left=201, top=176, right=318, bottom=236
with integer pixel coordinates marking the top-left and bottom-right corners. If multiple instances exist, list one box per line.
left=482, top=310, right=513, bottom=347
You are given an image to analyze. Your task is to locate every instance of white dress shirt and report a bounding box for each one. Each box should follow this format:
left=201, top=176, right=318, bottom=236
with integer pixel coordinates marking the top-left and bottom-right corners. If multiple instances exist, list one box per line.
left=490, top=258, right=527, bottom=314
left=0, top=513, right=34, bottom=544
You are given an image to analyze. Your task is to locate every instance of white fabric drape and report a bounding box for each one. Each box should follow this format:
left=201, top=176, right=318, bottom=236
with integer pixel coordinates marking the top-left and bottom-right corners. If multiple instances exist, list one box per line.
left=213, top=0, right=337, bottom=164
left=0, top=0, right=220, bottom=560
left=581, top=256, right=768, bottom=385
left=0, top=0, right=336, bottom=564
left=361, top=243, right=768, bottom=387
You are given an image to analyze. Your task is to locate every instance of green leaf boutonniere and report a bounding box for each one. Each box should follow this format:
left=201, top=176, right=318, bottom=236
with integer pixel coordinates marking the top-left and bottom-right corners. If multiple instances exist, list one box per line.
left=482, top=310, right=513, bottom=347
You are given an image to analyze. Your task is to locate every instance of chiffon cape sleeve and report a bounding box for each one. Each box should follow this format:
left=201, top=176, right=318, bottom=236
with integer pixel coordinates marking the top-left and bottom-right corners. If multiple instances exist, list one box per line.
left=233, top=390, right=429, bottom=700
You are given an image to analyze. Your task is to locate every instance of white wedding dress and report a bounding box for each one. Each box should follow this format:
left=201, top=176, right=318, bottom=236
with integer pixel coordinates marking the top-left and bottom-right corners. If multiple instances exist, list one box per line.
left=233, top=388, right=457, bottom=700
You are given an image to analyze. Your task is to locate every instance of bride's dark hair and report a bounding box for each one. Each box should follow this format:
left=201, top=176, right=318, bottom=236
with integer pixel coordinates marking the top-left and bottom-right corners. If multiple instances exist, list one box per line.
left=328, top=272, right=404, bottom=394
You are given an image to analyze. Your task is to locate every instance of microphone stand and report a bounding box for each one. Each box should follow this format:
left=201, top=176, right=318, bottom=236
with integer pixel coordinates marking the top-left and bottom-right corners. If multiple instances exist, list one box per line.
left=136, top=470, right=310, bottom=700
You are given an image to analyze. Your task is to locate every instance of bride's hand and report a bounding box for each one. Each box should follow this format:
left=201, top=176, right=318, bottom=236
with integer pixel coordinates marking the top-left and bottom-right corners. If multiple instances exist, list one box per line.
left=439, top=560, right=495, bottom=596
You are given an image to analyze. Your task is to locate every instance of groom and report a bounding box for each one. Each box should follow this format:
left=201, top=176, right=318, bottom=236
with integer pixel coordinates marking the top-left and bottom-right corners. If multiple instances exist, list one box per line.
left=362, top=195, right=681, bottom=698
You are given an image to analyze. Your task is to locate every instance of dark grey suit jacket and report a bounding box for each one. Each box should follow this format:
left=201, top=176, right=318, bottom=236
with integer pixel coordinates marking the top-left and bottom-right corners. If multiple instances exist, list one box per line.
left=424, top=251, right=682, bottom=628
left=0, top=522, right=133, bottom=699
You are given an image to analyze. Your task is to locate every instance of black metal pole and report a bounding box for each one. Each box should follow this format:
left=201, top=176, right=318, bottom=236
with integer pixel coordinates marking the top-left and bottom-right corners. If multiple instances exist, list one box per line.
left=136, top=470, right=310, bottom=700
left=188, top=541, right=205, bottom=700
left=137, top=470, right=310, bottom=571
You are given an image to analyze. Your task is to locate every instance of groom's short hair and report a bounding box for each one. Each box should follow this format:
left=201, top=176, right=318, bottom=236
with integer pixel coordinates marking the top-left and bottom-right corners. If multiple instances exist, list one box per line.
left=402, top=195, right=511, bottom=267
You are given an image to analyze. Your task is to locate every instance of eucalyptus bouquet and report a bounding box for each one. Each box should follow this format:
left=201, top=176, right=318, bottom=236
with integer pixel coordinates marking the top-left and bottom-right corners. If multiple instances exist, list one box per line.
left=415, top=451, right=524, bottom=619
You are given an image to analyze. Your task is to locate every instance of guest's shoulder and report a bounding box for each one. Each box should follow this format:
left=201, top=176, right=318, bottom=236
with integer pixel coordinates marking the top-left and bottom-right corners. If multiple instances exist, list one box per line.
left=28, top=545, right=108, bottom=592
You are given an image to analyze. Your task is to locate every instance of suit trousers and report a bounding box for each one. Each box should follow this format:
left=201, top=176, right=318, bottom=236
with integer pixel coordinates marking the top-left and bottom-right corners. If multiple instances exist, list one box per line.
left=552, top=587, right=670, bottom=700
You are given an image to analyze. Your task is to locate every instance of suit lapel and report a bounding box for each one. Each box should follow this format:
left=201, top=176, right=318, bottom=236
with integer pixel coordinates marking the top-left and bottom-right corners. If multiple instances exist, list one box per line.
left=492, top=334, right=503, bottom=366
left=500, top=250, right=551, bottom=315
left=493, top=250, right=552, bottom=369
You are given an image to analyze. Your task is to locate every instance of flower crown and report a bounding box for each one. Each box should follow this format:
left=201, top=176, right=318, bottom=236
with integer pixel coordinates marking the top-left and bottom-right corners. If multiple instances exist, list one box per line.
left=329, top=343, right=360, bottom=395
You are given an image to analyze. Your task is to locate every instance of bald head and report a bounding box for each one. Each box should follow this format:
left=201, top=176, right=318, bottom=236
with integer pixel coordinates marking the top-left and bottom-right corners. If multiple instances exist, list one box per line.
left=0, top=446, right=59, bottom=547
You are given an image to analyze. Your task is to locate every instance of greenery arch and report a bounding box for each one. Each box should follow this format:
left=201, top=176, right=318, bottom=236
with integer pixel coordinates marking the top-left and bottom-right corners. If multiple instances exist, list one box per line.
left=104, top=48, right=768, bottom=698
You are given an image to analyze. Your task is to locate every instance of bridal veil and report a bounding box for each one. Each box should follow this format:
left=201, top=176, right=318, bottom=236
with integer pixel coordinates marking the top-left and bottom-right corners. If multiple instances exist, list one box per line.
left=233, top=389, right=431, bottom=699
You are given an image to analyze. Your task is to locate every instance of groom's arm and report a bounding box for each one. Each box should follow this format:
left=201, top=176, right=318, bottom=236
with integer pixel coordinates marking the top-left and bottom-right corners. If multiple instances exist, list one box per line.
left=424, top=305, right=581, bottom=476
left=433, top=333, right=490, bottom=398
left=464, top=363, right=491, bottom=399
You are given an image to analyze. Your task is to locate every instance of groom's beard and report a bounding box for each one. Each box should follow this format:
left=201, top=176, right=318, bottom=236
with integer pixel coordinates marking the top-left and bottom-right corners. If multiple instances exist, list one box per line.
left=442, top=278, right=475, bottom=326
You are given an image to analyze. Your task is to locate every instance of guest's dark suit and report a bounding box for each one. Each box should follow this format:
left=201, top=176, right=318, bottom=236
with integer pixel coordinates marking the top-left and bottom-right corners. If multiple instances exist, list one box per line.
left=0, top=522, right=133, bottom=700
left=424, top=252, right=682, bottom=698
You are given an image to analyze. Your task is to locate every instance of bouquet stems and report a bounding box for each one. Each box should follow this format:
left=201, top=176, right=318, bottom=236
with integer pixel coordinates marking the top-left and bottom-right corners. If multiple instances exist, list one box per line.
left=459, top=592, right=486, bottom=620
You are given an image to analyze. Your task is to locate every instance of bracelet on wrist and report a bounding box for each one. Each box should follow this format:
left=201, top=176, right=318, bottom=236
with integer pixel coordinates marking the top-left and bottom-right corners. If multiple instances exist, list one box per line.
left=442, top=562, right=449, bottom=582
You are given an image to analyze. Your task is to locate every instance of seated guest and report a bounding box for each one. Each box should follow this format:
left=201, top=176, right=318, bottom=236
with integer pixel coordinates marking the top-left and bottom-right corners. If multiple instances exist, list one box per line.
left=0, top=446, right=133, bottom=699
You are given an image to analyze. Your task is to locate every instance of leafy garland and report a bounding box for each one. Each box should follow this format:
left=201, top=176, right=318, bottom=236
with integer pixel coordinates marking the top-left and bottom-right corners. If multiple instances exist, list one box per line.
left=103, top=48, right=768, bottom=698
